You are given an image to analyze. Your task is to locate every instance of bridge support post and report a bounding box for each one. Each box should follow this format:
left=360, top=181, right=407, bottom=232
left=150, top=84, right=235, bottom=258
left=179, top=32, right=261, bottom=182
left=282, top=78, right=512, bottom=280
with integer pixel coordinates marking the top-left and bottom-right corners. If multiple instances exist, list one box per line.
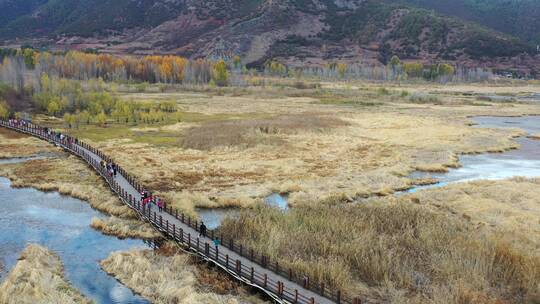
left=250, top=267, right=254, bottom=283
left=205, top=243, right=209, bottom=255
left=303, top=276, right=309, bottom=289
left=337, top=290, right=341, bottom=304
left=236, top=260, right=241, bottom=274
left=294, top=290, right=298, bottom=303
left=226, top=255, right=229, bottom=269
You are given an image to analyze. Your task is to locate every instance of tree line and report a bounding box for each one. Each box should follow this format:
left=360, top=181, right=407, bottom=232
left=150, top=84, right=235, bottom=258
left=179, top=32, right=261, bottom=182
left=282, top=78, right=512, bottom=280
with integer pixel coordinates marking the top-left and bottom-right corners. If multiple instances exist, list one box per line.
left=34, top=74, right=179, bottom=128
left=1, top=48, right=494, bottom=91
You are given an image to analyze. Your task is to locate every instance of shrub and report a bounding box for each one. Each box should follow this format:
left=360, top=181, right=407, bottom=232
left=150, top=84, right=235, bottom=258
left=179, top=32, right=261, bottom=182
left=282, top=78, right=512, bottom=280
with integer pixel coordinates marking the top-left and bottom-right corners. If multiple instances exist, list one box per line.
left=409, top=92, right=442, bottom=104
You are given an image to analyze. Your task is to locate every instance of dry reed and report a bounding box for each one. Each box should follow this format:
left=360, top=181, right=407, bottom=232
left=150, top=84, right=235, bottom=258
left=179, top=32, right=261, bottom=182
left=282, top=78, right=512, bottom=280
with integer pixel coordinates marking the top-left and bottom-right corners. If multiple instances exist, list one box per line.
left=182, top=114, right=347, bottom=150
left=90, top=217, right=162, bottom=240
left=101, top=246, right=266, bottom=304
left=0, top=157, right=135, bottom=218
left=0, top=244, right=92, bottom=304
left=219, top=202, right=540, bottom=303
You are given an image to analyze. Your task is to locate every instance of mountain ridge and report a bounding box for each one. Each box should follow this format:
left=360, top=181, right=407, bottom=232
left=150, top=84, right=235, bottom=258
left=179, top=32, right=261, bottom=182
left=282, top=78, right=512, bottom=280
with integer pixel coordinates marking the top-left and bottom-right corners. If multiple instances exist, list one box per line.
left=0, top=0, right=538, bottom=74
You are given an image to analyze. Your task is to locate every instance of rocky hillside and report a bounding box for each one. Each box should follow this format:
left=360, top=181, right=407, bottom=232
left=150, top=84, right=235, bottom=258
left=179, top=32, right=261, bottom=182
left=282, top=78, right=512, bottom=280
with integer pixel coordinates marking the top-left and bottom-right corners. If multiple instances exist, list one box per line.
left=0, top=0, right=538, bottom=70
left=400, top=0, right=540, bottom=45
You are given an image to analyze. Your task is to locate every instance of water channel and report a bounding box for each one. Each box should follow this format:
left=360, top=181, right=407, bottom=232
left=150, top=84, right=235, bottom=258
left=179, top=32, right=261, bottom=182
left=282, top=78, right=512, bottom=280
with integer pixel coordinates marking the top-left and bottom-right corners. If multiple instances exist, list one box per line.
left=0, top=174, right=150, bottom=304
left=407, top=115, right=540, bottom=193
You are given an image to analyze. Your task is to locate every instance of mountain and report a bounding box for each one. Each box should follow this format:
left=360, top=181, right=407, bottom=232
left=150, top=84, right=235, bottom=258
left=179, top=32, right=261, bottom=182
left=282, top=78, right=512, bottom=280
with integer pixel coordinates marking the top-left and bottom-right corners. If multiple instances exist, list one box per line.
left=0, top=0, right=48, bottom=27
left=0, top=0, right=538, bottom=72
left=399, top=0, right=540, bottom=45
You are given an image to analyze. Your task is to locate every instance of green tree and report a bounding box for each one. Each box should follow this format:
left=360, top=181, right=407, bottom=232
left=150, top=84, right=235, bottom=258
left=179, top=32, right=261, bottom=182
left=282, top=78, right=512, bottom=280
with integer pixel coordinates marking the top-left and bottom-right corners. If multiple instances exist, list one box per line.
left=212, top=60, right=229, bottom=87
left=40, top=73, right=51, bottom=93
left=0, top=101, right=9, bottom=119
left=95, top=112, right=107, bottom=126
left=403, top=62, right=424, bottom=78
left=78, top=111, right=91, bottom=125
left=63, top=113, right=76, bottom=128
left=337, top=63, right=347, bottom=78
left=47, top=101, right=61, bottom=116
left=388, top=55, right=402, bottom=80
left=267, top=61, right=286, bottom=76
left=389, top=55, right=401, bottom=68
left=233, top=55, right=242, bottom=70
left=438, top=63, right=455, bottom=76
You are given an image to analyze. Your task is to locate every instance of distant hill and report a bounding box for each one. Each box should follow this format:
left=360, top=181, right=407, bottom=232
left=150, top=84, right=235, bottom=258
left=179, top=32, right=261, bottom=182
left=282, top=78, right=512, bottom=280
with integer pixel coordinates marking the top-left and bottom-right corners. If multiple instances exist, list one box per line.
left=399, top=0, right=540, bottom=45
left=0, top=0, right=538, bottom=73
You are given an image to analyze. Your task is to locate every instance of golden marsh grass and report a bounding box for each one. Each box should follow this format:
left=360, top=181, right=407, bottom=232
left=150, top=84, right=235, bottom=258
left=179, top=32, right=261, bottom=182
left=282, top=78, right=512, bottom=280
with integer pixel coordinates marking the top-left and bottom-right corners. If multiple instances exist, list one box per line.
left=90, top=217, right=162, bottom=240
left=101, top=244, right=267, bottom=304
left=0, top=244, right=91, bottom=304
left=219, top=201, right=540, bottom=303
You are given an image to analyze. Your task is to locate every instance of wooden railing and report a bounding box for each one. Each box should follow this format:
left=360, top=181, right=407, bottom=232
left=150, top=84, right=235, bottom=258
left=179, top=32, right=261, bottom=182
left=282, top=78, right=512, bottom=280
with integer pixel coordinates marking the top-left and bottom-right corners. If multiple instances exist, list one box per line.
left=0, top=119, right=361, bottom=304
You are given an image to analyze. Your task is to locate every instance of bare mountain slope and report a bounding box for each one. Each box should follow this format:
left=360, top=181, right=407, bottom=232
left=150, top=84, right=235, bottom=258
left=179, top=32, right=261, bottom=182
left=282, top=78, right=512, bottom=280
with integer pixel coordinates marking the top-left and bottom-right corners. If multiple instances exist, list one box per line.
left=0, top=0, right=538, bottom=70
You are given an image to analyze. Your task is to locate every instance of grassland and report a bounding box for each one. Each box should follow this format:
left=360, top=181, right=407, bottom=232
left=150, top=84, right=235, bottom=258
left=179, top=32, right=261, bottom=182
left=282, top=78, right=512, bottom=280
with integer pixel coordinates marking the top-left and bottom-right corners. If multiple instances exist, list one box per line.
left=4, top=79, right=540, bottom=303
left=91, top=81, right=539, bottom=302
left=405, top=177, right=540, bottom=252
left=101, top=242, right=267, bottom=304
left=0, top=128, right=157, bottom=239
left=220, top=198, right=540, bottom=303
left=39, top=82, right=539, bottom=216
left=90, top=217, right=162, bottom=240
left=0, top=244, right=91, bottom=304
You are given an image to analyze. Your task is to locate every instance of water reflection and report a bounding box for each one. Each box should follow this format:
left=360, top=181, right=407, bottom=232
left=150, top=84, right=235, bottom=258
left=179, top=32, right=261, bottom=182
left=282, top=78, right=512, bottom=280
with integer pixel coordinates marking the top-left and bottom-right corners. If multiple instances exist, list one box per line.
left=196, top=208, right=240, bottom=230
left=264, top=193, right=289, bottom=210
left=197, top=193, right=290, bottom=229
left=0, top=177, right=149, bottom=304
left=406, top=116, right=540, bottom=193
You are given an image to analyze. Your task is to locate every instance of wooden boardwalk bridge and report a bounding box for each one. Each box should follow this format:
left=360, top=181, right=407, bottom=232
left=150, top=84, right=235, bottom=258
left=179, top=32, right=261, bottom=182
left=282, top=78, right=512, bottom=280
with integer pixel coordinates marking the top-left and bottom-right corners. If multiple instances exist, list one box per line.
left=0, top=119, right=362, bottom=304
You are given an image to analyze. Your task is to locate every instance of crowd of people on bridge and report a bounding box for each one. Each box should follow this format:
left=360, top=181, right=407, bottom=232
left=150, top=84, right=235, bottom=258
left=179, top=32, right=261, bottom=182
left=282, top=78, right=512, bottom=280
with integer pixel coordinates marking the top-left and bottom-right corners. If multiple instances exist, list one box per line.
left=100, top=160, right=118, bottom=177
left=7, top=119, right=80, bottom=146
left=140, top=190, right=166, bottom=213
left=6, top=118, right=225, bottom=254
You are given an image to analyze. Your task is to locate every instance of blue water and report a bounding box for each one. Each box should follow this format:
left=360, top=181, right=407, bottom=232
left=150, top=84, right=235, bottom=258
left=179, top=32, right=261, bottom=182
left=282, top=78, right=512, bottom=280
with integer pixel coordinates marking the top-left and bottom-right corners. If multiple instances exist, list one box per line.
left=406, top=116, right=540, bottom=193
left=196, top=208, right=240, bottom=230
left=0, top=177, right=150, bottom=304
left=264, top=193, right=289, bottom=210
left=197, top=193, right=289, bottom=229
left=0, top=153, right=54, bottom=165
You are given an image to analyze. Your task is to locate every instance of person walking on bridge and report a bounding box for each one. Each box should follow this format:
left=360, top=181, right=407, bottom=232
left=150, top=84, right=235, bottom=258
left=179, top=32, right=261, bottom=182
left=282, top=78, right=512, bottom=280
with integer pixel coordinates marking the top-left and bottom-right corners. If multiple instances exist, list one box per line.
left=213, top=238, right=220, bottom=247
left=199, top=222, right=207, bottom=238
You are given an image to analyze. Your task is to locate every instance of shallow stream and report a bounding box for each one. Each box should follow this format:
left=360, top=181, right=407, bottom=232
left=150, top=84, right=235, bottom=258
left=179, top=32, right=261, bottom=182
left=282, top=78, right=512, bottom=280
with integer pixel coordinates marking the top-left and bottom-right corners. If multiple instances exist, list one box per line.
left=0, top=175, right=150, bottom=304
left=407, top=116, right=540, bottom=193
